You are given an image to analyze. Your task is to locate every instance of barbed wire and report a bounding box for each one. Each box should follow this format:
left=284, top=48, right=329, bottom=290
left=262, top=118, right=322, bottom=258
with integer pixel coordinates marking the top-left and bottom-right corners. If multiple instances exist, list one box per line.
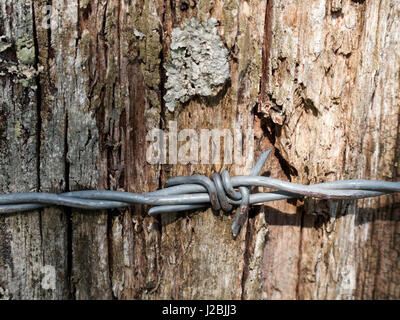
left=1, top=148, right=399, bottom=237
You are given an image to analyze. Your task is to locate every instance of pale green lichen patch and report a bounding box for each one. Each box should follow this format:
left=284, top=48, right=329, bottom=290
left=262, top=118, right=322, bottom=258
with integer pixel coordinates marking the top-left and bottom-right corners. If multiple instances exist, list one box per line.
left=16, top=36, right=35, bottom=66
left=0, top=35, right=40, bottom=88
left=164, top=18, right=230, bottom=112
left=2, top=62, right=42, bottom=88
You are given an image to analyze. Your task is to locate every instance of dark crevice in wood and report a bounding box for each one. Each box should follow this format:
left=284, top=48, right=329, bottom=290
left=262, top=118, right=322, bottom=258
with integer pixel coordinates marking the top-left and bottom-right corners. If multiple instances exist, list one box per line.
left=258, top=0, right=274, bottom=108
left=151, top=1, right=171, bottom=296
left=295, top=205, right=305, bottom=299
left=158, top=0, right=171, bottom=243
left=64, top=112, right=70, bottom=195
left=116, top=0, right=121, bottom=79
left=393, top=108, right=400, bottom=179
left=105, top=0, right=122, bottom=300
left=240, top=139, right=265, bottom=299
left=31, top=1, right=41, bottom=193
left=240, top=208, right=256, bottom=300
left=63, top=111, right=74, bottom=299
left=46, top=0, right=54, bottom=62
left=76, top=0, right=81, bottom=48
left=240, top=0, right=275, bottom=299
left=31, top=1, right=45, bottom=265
left=107, top=211, right=116, bottom=299
left=101, top=2, right=108, bottom=40
left=66, top=207, right=73, bottom=299
left=159, top=1, right=168, bottom=132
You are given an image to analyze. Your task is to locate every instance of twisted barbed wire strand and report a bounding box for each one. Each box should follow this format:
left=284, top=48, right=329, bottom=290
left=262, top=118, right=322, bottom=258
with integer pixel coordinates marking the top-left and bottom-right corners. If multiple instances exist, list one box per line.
left=1, top=147, right=399, bottom=237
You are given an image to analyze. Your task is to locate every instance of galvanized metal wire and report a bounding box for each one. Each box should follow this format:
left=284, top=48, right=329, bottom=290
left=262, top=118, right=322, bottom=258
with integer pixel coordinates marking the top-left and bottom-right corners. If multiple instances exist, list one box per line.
left=1, top=147, right=399, bottom=237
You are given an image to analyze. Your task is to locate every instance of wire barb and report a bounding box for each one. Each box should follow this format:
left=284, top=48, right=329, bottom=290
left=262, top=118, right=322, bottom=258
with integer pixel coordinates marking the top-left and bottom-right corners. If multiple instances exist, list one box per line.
left=1, top=147, right=399, bottom=238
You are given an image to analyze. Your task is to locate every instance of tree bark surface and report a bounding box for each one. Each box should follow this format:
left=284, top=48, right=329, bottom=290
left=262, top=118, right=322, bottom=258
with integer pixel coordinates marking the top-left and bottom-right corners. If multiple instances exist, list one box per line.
left=0, top=0, right=399, bottom=300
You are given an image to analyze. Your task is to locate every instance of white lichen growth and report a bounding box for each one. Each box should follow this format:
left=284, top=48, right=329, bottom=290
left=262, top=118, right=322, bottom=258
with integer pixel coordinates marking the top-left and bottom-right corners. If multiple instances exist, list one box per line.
left=164, top=18, right=230, bottom=112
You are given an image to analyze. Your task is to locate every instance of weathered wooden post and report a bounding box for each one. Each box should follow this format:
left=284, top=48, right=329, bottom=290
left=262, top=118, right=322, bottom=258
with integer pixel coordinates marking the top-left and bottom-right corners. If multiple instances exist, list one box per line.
left=0, top=0, right=399, bottom=300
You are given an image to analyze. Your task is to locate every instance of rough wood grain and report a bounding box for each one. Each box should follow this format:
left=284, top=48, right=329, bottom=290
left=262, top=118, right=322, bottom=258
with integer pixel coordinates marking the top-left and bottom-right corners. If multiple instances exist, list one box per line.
left=258, top=0, right=400, bottom=299
left=0, top=0, right=399, bottom=300
left=0, top=0, right=46, bottom=300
